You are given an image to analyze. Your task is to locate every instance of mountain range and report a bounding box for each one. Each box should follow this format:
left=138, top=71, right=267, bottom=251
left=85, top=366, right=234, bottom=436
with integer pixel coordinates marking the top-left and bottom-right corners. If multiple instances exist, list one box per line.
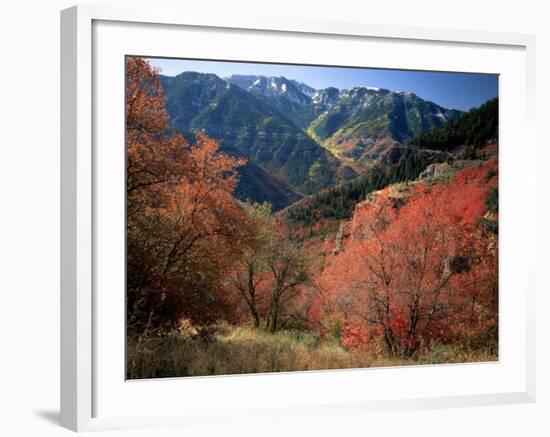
left=160, top=72, right=463, bottom=210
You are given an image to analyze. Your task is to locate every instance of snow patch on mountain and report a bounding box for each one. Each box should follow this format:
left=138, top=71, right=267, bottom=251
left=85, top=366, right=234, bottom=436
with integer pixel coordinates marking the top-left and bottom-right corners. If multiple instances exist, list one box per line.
left=225, top=74, right=460, bottom=130
left=435, top=109, right=447, bottom=121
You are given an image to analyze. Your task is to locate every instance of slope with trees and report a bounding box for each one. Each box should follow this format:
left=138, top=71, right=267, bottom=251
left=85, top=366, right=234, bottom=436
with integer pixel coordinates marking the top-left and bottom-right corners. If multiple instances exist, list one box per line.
left=317, top=159, right=498, bottom=357
left=126, top=57, right=499, bottom=379
left=407, top=97, right=498, bottom=151
left=160, top=72, right=356, bottom=200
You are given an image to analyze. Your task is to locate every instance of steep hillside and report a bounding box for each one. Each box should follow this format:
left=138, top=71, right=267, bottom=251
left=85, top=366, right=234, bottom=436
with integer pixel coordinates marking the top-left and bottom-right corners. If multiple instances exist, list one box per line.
left=221, top=144, right=303, bottom=211
left=161, top=73, right=356, bottom=199
left=226, top=75, right=314, bottom=104
left=285, top=147, right=451, bottom=230
left=160, top=72, right=492, bottom=213
left=408, top=97, right=498, bottom=151
left=227, top=75, right=341, bottom=129
left=308, top=87, right=461, bottom=162
left=284, top=99, right=498, bottom=237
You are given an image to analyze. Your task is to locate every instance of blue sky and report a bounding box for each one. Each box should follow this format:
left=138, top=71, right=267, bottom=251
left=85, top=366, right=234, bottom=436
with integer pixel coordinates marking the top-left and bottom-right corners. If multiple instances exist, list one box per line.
left=147, top=57, right=498, bottom=111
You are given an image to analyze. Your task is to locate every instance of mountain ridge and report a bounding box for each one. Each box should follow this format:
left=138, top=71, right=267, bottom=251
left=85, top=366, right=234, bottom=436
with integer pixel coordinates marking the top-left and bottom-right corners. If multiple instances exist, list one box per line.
left=160, top=72, right=357, bottom=208
left=160, top=71, right=469, bottom=210
left=226, top=74, right=462, bottom=162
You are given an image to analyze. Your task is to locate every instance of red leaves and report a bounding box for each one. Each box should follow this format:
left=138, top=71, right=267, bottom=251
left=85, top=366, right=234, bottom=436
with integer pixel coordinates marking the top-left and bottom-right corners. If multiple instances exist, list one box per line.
left=126, top=57, right=253, bottom=332
left=318, top=159, right=499, bottom=357
left=343, top=322, right=384, bottom=354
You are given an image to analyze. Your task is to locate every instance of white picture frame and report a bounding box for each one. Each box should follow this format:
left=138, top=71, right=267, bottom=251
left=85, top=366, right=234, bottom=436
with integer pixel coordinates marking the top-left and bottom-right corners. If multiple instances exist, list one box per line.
left=60, top=5, right=536, bottom=432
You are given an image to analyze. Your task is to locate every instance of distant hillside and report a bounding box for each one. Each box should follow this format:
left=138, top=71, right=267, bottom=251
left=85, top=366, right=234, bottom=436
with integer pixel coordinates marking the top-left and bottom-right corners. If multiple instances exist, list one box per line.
left=226, top=75, right=315, bottom=104
left=160, top=73, right=356, bottom=201
left=232, top=154, right=303, bottom=210
left=226, top=75, right=339, bottom=129
left=285, top=99, right=498, bottom=231
left=227, top=75, right=462, bottom=164
left=408, top=98, right=498, bottom=151
left=285, top=148, right=449, bottom=227
left=308, top=88, right=462, bottom=162
left=159, top=71, right=489, bottom=212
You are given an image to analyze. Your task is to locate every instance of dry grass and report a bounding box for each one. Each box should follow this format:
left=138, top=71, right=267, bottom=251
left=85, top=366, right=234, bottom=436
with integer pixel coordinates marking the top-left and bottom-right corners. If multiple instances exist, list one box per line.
left=127, top=325, right=497, bottom=380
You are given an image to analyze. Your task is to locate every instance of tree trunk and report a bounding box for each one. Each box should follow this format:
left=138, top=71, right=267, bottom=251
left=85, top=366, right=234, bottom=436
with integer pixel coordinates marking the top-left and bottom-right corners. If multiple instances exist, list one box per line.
left=252, top=310, right=260, bottom=328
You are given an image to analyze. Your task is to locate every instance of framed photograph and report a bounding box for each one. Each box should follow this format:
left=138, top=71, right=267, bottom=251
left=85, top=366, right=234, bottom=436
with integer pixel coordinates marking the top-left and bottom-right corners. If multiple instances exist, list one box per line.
left=61, top=5, right=536, bottom=431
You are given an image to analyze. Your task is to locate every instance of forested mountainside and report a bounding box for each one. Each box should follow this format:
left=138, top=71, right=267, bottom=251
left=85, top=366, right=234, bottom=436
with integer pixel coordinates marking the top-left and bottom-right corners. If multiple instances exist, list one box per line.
left=160, top=72, right=464, bottom=209
left=226, top=74, right=333, bottom=129
left=160, top=73, right=356, bottom=206
left=284, top=98, right=499, bottom=235
left=407, top=97, right=498, bottom=151
left=307, top=88, right=461, bottom=161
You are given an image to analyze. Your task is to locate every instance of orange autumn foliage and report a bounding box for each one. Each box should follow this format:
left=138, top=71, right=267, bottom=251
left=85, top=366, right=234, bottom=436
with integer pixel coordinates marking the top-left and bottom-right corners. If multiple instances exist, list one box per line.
left=126, top=57, right=253, bottom=334
left=228, top=203, right=312, bottom=332
left=317, top=159, right=498, bottom=357
left=125, top=55, right=499, bottom=367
